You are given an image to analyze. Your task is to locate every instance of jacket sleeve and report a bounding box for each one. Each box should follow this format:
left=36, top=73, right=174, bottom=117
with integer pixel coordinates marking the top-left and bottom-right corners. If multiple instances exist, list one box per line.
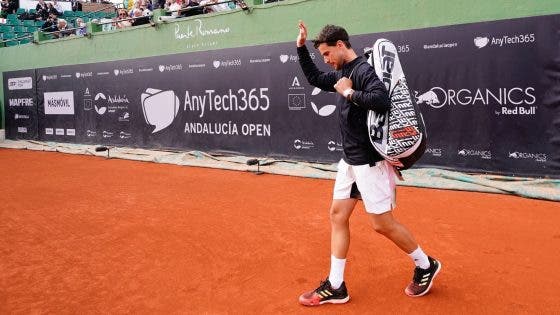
left=297, top=45, right=337, bottom=92
left=350, top=63, right=390, bottom=113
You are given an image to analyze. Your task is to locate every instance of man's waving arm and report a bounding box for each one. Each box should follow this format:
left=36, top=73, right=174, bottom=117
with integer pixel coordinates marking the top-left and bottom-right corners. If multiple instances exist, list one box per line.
left=296, top=21, right=337, bottom=92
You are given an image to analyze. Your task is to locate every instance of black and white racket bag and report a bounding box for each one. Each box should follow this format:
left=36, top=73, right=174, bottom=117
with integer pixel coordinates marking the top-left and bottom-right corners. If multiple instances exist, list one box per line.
left=364, top=38, right=427, bottom=170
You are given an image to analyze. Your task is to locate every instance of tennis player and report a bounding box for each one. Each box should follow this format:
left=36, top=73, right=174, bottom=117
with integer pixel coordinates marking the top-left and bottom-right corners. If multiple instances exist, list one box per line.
left=296, top=21, right=441, bottom=306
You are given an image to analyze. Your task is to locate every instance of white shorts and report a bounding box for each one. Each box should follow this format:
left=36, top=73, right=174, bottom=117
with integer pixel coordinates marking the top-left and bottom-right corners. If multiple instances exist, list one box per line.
left=333, top=159, right=397, bottom=214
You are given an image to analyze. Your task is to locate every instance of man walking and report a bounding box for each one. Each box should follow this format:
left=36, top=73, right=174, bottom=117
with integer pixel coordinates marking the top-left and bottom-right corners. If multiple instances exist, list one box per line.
left=296, top=21, right=441, bottom=306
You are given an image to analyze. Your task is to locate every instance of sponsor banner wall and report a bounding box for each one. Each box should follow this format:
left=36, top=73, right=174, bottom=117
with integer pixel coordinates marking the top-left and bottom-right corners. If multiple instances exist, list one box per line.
left=2, top=70, right=38, bottom=139
left=4, top=14, right=560, bottom=178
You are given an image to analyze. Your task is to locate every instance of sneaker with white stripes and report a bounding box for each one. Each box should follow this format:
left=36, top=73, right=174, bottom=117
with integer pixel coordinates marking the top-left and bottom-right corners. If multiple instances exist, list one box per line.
left=405, top=256, right=441, bottom=297
left=299, top=278, right=350, bottom=306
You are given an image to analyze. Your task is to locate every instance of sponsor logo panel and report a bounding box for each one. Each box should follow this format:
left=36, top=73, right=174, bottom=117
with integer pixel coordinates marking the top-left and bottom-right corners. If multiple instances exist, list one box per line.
left=8, top=77, right=32, bottom=90
left=44, top=91, right=75, bottom=115
left=458, top=148, right=492, bottom=160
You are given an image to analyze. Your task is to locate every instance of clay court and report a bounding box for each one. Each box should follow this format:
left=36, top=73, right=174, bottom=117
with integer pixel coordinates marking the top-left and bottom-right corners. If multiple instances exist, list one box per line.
left=1, top=148, right=559, bottom=314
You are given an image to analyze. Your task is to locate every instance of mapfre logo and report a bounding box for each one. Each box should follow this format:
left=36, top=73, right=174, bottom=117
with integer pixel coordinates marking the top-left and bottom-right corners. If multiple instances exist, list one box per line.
left=414, top=86, right=536, bottom=109
left=9, top=98, right=33, bottom=107
left=508, top=151, right=546, bottom=162
left=458, top=148, right=491, bottom=160
left=8, top=77, right=32, bottom=90
left=141, top=88, right=180, bottom=133
left=44, top=91, right=75, bottom=115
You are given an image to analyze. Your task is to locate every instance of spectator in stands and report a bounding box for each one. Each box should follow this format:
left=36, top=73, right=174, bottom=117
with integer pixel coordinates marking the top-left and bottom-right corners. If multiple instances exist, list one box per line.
left=168, top=0, right=181, bottom=17
left=71, top=0, right=82, bottom=12
left=75, top=17, right=87, bottom=36
left=200, top=0, right=231, bottom=13
left=128, top=0, right=140, bottom=17
left=1, top=0, right=18, bottom=17
left=53, top=18, right=71, bottom=38
left=155, top=0, right=165, bottom=9
left=180, top=0, right=202, bottom=17
left=52, top=0, right=63, bottom=16
left=36, top=0, right=49, bottom=20
left=114, top=8, right=132, bottom=28
left=41, top=12, right=58, bottom=31
left=47, top=3, right=60, bottom=17
left=131, top=8, right=149, bottom=26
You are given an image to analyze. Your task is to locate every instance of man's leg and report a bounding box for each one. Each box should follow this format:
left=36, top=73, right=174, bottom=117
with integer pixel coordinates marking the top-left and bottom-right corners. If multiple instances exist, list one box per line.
left=353, top=161, right=441, bottom=297
left=368, top=211, right=419, bottom=254
left=330, top=198, right=357, bottom=259
left=328, top=198, right=357, bottom=289
left=299, top=160, right=355, bottom=306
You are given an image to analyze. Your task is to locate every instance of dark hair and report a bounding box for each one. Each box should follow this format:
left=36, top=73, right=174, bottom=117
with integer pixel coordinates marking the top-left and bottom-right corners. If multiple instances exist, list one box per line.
left=312, top=24, right=351, bottom=49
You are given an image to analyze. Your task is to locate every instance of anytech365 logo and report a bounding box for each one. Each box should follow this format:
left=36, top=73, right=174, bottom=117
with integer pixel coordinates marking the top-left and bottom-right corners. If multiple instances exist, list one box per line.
left=141, top=88, right=180, bottom=133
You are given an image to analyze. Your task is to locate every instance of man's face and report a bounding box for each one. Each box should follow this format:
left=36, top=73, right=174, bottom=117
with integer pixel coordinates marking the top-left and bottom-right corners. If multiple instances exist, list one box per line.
left=317, top=41, right=345, bottom=70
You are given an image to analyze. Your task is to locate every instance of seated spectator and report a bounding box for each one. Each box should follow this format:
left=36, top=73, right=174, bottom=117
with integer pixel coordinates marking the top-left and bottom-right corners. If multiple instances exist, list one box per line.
left=168, top=0, right=181, bottom=17
left=71, top=0, right=82, bottom=12
left=128, top=1, right=140, bottom=17
left=200, top=0, right=231, bottom=13
left=52, top=0, right=63, bottom=16
left=53, top=18, right=72, bottom=38
left=75, top=17, right=86, bottom=36
left=1, top=0, right=18, bottom=17
left=131, top=8, right=150, bottom=26
left=36, top=0, right=49, bottom=20
left=41, top=12, right=58, bottom=32
left=47, top=3, right=60, bottom=17
left=155, top=0, right=165, bottom=9
left=181, top=0, right=202, bottom=17
left=114, top=9, right=132, bottom=28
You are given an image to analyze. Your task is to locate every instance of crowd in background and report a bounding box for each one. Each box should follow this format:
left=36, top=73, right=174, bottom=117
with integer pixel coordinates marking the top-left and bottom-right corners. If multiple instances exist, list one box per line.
left=1, top=0, right=283, bottom=45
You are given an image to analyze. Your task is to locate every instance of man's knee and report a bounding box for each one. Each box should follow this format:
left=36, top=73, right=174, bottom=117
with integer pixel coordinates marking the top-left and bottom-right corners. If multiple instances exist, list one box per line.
left=370, top=213, right=397, bottom=235
left=329, top=202, right=352, bottom=226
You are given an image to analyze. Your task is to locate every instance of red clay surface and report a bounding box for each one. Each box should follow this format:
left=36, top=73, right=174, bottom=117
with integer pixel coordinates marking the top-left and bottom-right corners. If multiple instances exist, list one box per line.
left=1, top=148, right=559, bottom=314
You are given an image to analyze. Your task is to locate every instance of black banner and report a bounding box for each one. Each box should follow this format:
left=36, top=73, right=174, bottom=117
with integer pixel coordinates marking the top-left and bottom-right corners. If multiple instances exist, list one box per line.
left=3, top=70, right=38, bottom=140
left=4, top=14, right=560, bottom=178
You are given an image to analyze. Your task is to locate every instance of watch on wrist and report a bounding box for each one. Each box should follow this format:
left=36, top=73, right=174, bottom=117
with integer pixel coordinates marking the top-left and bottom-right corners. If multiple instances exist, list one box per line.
left=343, top=88, right=355, bottom=101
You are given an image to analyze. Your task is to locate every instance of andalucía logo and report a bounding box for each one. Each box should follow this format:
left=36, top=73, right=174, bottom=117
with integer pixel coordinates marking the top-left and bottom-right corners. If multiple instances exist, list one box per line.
left=310, top=87, right=336, bottom=117
left=141, top=88, right=180, bottom=133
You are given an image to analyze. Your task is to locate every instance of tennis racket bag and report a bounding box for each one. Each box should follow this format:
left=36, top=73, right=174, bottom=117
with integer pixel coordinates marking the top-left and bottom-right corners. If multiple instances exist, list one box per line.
left=365, top=38, right=427, bottom=170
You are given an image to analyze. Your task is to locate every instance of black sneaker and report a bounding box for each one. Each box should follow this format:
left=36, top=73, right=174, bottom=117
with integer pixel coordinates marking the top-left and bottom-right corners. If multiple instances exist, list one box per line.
left=298, top=278, right=350, bottom=306
left=405, top=256, right=442, bottom=297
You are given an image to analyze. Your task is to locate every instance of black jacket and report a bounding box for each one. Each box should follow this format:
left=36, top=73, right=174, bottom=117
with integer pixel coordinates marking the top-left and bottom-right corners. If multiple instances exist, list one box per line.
left=297, top=45, right=389, bottom=165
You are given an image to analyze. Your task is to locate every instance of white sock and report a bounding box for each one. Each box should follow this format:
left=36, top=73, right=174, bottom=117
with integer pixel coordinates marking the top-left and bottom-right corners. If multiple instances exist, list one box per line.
left=408, top=246, right=430, bottom=269
left=328, top=255, right=346, bottom=289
